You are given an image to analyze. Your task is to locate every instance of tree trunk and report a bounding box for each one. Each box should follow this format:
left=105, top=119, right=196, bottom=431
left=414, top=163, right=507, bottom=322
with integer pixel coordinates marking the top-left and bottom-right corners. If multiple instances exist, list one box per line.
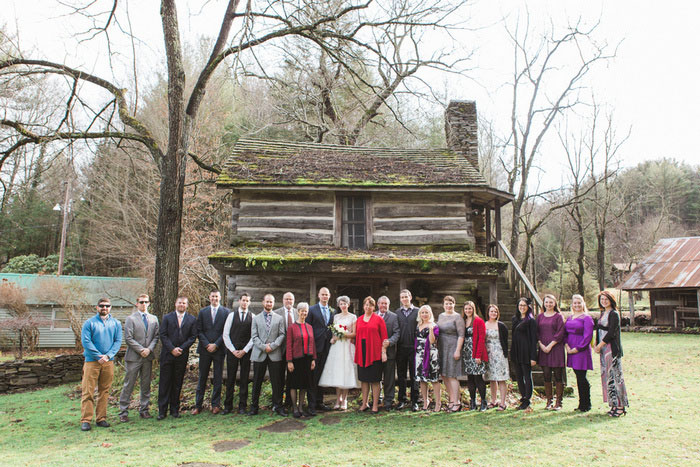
left=509, top=197, right=523, bottom=260
left=596, top=231, right=606, bottom=291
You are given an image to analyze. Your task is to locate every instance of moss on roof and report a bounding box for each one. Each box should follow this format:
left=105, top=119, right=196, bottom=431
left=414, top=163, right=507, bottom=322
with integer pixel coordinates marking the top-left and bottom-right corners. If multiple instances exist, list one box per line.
left=216, top=138, right=489, bottom=188
left=209, top=245, right=506, bottom=276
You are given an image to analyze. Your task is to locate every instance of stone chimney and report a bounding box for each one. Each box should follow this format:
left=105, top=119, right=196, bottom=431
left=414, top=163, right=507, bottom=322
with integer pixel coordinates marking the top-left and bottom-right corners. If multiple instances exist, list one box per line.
left=445, top=100, right=479, bottom=170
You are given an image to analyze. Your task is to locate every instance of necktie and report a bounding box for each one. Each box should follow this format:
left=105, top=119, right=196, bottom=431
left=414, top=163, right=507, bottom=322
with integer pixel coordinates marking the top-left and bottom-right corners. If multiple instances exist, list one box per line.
left=265, top=312, right=271, bottom=332
left=142, top=313, right=148, bottom=331
left=240, top=311, right=246, bottom=322
left=287, top=309, right=293, bottom=327
left=211, top=307, right=217, bottom=323
left=177, top=314, right=183, bottom=327
left=322, top=306, right=329, bottom=324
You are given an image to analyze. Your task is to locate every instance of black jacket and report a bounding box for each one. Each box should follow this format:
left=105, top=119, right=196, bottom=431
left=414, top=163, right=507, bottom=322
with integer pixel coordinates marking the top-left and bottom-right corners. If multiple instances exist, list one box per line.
left=159, top=311, right=197, bottom=363
left=510, top=315, right=537, bottom=364
left=595, top=310, right=624, bottom=358
left=495, top=321, right=509, bottom=359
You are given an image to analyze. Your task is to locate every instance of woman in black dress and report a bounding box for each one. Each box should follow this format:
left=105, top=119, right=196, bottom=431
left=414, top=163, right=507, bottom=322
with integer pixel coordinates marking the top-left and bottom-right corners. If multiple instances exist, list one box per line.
left=511, top=297, right=538, bottom=410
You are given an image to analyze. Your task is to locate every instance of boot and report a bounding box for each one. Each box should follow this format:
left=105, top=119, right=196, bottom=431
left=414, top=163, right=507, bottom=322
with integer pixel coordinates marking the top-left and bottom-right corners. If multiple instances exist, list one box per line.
left=479, top=399, right=488, bottom=412
left=554, top=383, right=564, bottom=411
left=544, top=382, right=553, bottom=410
left=580, top=380, right=591, bottom=412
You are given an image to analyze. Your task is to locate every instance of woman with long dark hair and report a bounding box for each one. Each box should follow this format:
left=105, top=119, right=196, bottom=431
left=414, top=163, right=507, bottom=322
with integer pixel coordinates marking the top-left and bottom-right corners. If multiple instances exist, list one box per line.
left=537, top=294, right=566, bottom=410
left=462, top=301, right=488, bottom=411
left=565, top=294, right=594, bottom=412
left=511, top=297, right=538, bottom=410
left=594, top=291, right=629, bottom=417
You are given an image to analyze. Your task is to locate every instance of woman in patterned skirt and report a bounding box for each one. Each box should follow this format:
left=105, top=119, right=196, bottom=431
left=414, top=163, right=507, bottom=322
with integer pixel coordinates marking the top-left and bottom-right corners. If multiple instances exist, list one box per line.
left=462, top=301, right=488, bottom=411
left=594, top=291, right=629, bottom=417
left=484, top=304, right=509, bottom=411
left=414, top=305, right=440, bottom=411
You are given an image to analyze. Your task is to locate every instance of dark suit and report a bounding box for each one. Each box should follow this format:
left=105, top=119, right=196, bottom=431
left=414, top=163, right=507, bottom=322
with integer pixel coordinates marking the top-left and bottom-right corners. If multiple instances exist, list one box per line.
left=395, top=305, right=420, bottom=405
left=223, top=308, right=253, bottom=411
left=158, top=311, right=197, bottom=417
left=378, top=311, right=400, bottom=408
left=195, top=305, right=230, bottom=409
left=306, top=302, right=334, bottom=408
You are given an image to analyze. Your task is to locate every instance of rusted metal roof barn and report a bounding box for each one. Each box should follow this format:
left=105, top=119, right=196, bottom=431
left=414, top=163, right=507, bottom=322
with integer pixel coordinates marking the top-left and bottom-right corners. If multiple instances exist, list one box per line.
left=620, top=237, right=700, bottom=327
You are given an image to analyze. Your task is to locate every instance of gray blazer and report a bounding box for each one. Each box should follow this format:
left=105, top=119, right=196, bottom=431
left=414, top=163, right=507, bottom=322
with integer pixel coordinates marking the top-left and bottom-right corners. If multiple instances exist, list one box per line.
left=250, top=311, right=286, bottom=363
left=273, top=306, right=298, bottom=331
left=124, top=311, right=159, bottom=362
left=379, top=311, right=400, bottom=360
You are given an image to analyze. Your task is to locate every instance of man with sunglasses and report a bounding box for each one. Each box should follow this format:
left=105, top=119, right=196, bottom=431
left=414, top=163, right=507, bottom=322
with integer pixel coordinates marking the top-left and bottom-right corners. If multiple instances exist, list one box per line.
left=118, top=294, right=159, bottom=422
left=80, top=298, right=123, bottom=431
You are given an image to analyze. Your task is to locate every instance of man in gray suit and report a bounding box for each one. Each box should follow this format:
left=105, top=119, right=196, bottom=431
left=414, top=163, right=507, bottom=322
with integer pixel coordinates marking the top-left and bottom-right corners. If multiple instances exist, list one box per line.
left=249, top=294, right=286, bottom=416
left=377, top=295, right=399, bottom=411
left=119, top=294, right=159, bottom=422
left=274, top=292, right=297, bottom=409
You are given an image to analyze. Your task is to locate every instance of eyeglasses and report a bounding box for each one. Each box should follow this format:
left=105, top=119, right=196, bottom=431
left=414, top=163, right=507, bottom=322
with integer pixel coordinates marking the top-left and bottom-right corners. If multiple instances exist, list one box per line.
left=138, top=301, right=150, bottom=304
left=98, top=304, right=112, bottom=308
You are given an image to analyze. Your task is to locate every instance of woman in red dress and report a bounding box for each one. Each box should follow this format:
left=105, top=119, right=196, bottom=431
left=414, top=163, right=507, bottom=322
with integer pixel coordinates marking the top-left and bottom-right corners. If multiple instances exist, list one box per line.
left=354, top=296, right=388, bottom=413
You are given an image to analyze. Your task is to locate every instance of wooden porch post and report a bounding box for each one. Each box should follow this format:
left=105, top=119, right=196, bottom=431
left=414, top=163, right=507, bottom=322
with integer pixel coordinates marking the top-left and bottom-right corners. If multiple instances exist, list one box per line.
left=628, top=291, right=635, bottom=327
left=495, top=202, right=502, bottom=258
left=485, top=204, right=492, bottom=255
left=489, top=279, right=498, bottom=306
left=309, top=276, right=317, bottom=304
left=218, top=271, right=227, bottom=305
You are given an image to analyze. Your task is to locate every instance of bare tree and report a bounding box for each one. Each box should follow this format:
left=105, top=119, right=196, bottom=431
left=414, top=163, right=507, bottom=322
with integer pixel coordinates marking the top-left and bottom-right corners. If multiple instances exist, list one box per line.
left=1, top=0, right=462, bottom=318
left=501, top=14, right=614, bottom=263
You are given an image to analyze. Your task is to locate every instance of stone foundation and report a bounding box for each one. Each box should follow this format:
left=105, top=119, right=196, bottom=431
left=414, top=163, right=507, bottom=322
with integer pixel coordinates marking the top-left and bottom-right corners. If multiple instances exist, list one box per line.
left=0, top=354, right=84, bottom=393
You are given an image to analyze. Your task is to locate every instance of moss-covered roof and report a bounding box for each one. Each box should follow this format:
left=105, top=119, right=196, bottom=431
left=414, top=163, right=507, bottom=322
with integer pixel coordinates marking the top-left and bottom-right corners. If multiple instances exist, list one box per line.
left=209, top=245, right=507, bottom=277
left=216, top=138, right=489, bottom=188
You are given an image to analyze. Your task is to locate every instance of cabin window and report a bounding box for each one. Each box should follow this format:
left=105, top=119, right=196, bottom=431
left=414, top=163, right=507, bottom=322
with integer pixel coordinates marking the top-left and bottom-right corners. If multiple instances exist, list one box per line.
left=341, top=197, right=366, bottom=249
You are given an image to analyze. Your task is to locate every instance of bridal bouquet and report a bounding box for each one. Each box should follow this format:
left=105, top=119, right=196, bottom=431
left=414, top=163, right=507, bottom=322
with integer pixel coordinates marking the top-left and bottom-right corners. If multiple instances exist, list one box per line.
left=329, top=322, right=349, bottom=339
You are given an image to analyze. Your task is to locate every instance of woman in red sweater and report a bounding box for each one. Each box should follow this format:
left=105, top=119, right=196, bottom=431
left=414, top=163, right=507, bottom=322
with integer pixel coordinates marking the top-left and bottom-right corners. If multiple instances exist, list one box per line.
left=462, top=301, right=488, bottom=411
left=354, top=296, right=388, bottom=414
left=286, top=302, right=317, bottom=418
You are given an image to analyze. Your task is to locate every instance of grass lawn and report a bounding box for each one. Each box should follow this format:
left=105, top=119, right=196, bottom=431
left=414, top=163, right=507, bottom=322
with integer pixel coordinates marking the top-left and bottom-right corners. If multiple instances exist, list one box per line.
left=1, top=332, right=698, bottom=467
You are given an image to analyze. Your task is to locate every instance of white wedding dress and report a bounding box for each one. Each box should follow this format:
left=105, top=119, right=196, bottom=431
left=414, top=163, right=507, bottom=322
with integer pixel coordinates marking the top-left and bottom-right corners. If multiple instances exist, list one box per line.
left=318, top=313, right=360, bottom=389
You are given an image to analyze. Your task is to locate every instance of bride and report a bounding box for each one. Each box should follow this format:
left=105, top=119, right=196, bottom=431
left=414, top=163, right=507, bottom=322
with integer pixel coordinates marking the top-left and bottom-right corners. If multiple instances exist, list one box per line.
left=318, top=295, right=359, bottom=409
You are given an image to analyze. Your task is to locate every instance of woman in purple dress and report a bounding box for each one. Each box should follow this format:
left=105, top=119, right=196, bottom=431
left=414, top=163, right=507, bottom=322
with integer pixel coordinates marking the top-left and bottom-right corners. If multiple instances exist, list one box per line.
left=537, top=294, right=565, bottom=410
left=565, top=294, right=594, bottom=412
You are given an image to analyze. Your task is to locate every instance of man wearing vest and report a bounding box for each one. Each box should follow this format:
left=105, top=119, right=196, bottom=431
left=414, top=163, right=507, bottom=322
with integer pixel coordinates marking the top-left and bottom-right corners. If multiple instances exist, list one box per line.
left=394, top=289, right=421, bottom=411
left=222, top=292, right=254, bottom=414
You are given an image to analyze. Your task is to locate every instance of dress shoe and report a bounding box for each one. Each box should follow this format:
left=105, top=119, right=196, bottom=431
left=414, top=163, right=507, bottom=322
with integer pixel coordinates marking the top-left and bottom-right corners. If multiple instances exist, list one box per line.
left=273, top=406, right=288, bottom=416
left=157, top=414, right=167, bottom=421
left=293, top=410, right=302, bottom=418
left=222, top=409, right=231, bottom=415
left=191, top=407, right=202, bottom=415
left=396, top=402, right=408, bottom=410
left=96, top=420, right=111, bottom=428
left=247, top=407, right=259, bottom=416
left=411, top=403, right=420, bottom=412
left=304, top=408, right=317, bottom=417
left=80, top=422, right=91, bottom=431
left=212, top=406, right=221, bottom=415
left=317, top=403, right=332, bottom=411
left=119, top=414, right=129, bottom=423
left=383, top=405, right=393, bottom=411
left=237, top=407, right=247, bottom=415
left=139, top=412, right=152, bottom=419
left=171, top=412, right=181, bottom=418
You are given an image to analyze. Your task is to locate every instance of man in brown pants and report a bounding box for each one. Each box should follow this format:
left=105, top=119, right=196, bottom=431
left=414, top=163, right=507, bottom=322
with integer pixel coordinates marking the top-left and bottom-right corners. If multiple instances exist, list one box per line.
left=80, top=298, right=123, bottom=431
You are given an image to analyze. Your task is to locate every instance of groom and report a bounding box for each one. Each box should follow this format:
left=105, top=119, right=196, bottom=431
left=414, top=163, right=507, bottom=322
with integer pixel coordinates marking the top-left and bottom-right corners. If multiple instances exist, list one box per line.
left=306, top=287, right=334, bottom=413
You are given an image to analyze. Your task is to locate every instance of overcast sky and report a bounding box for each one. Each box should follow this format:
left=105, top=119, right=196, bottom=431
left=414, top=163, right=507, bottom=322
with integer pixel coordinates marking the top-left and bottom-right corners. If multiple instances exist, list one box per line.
left=7, top=0, right=699, bottom=184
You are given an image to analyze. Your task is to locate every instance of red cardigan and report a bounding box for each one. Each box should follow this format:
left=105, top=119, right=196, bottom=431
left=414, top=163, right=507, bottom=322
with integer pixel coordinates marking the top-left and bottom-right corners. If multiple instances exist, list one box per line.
left=354, top=313, right=388, bottom=367
left=469, top=316, right=488, bottom=362
left=286, top=322, right=317, bottom=361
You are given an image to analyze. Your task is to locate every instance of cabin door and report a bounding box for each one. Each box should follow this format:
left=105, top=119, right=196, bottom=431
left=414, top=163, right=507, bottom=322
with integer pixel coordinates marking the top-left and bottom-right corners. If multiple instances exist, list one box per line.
left=335, top=284, right=373, bottom=316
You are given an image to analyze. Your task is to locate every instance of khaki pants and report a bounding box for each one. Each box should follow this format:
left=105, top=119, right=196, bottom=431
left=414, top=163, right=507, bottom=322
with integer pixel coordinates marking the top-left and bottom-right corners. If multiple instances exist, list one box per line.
left=80, top=360, right=114, bottom=423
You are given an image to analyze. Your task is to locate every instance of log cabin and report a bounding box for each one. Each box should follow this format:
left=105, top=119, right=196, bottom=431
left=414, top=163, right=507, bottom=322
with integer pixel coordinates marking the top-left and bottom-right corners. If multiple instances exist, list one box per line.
left=209, top=101, right=517, bottom=316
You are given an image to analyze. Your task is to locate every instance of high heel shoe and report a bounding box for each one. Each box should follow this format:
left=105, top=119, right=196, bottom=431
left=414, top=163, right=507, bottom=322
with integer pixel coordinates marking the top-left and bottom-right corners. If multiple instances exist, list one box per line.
left=608, top=407, right=626, bottom=417
left=450, top=403, right=462, bottom=413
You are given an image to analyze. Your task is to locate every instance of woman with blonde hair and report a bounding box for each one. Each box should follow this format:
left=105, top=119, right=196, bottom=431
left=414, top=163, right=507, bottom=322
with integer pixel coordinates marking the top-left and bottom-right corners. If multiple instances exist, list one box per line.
left=565, top=294, right=594, bottom=412
left=414, top=305, right=440, bottom=411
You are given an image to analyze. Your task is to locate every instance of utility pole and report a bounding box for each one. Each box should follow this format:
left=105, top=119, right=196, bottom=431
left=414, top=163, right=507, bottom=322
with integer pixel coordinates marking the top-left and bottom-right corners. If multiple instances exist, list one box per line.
left=57, top=181, right=71, bottom=276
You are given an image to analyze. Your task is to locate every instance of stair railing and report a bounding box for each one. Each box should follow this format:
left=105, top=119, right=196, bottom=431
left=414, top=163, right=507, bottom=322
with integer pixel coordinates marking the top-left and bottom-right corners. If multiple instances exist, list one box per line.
left=497, top=240, right=543, bottom=312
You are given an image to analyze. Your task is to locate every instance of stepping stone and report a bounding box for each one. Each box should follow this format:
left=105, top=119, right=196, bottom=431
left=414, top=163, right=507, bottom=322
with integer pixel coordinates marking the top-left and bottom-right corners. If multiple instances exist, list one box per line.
left=212, top=440, right=251, bottom=452
left=319, top=414, right=341, bottom=425
left=257, top=418, right=306, bottom=433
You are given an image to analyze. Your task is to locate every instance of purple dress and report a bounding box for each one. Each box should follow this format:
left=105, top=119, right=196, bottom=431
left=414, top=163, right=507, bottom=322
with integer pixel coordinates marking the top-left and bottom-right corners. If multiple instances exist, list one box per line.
left=565, top=314, right=594, bottom=371
left=536, top=313, right=565, bottom=367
